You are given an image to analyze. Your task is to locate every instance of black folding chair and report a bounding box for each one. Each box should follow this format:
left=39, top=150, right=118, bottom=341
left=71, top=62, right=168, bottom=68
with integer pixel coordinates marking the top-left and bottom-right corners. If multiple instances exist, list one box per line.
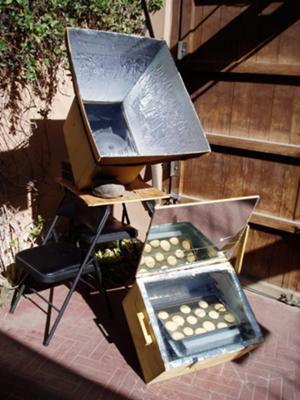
left=10, top=192, right=137, bottom=345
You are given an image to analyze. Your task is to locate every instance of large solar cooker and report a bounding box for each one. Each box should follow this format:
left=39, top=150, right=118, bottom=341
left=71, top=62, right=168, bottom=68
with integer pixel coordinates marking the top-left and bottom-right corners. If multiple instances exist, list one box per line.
left=64, top=28, right=210, bottom=189
left=123, top=197, right=263, bottom=383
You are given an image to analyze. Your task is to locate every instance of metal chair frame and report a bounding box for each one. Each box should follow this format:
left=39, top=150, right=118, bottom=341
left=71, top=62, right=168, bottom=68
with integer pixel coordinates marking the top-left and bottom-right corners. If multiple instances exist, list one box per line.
left=10, top=193, right=115, bottom=346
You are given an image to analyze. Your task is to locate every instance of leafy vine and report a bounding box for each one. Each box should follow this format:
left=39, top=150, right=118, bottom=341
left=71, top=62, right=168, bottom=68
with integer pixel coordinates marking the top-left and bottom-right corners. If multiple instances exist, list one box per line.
left=0, top=0, right=163, bottom=133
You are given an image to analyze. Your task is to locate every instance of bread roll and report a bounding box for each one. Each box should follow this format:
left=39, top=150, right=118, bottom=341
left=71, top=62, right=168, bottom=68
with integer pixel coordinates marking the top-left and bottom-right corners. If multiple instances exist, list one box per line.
left=203, top=321, right=216, bottom=331
left=180, top=305, right=191, bottom=314
left=167, top=255, right=177, bottom=266
left=187, top=252, right=196, bottom=262
left=217, top=322, right=228, bottom=329
left=186, top=315, right=198, bottom=325
left=172, top=315, right=185, bottom=326
left=194, top=308, right=206, bottom=318
left=158, top=311, right=169, bottom=320
left=144, top=256, right=155, bottom=268
left=183, top=326, right=194, bottom=336
left=169, top=237, right=179, bottom=246
left=175, top=249, right=185, bottom=259
left=144, top=243, right=152, bottom=253
left=160, top=240, right=171, bottom=252
left=208, top=310, right=219, bottom=320
left=150, top=240, right=160, bottom=248
left=214, top=303, right=226, bottom=312
left=224, top=313, right=235, bottom=323
left=171, top=331, right=184, bottom=341
left=182, top=240, right=191, bottom=250
left=198, top=300, right=209, bottom=309
left=195, top=327, right=206, bottom=335
left=165, top=321, right=177, bottom=332
left=155, top=252, right=165, bottom=262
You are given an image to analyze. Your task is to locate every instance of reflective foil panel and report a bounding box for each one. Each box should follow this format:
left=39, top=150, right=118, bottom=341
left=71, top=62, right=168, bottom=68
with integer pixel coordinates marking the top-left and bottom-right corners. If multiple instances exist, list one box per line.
left=67, top=28, right=210, bottom=162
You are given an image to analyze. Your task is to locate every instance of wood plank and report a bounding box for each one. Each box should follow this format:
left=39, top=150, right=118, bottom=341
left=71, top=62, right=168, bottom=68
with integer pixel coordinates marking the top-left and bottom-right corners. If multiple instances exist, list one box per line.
left=270, top=85, right=295, bottom=143
left=191, top=1, right=204, bottom=53
left=180, top=153, right=226, bottom=200
left=183, top=61, right=300, bottom=76
left=251, top=212, right=300, bottom=233
left=201, top=5, right=222, bottom=51
left=57, top=178, right=169, bottom=206
left=222, top=153, right=244, bottom=198
left=230, top=82, right=252, bottom=137
left=248, top=83, right=274, bottom=140
left=206, top=132, right=300, bottom=157
left=279, top=165, right=300, bottom=221
left=291, top=87, right=300, bottom=145
left=278, top=16, right=300, bottom=65
left=256, top=4, right=281, bottom=65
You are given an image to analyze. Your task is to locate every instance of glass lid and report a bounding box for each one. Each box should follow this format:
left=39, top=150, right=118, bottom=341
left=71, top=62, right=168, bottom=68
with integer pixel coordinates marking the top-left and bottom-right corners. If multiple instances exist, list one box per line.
left=136, top=196, right=259, bottom=277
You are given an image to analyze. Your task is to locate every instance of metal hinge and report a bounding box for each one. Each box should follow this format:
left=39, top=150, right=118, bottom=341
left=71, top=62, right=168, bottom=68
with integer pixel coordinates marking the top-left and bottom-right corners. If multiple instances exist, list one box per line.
left=170, top=160, right=180, bottom=177
left=177, top=41, right=188, bottom=60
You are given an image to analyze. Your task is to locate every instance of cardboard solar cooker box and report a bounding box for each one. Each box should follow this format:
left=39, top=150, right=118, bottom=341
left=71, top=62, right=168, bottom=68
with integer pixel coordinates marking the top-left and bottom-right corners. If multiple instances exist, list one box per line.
left=64, top=28, right=210, bottom=189
left=123, top=196, right=263, bottom=383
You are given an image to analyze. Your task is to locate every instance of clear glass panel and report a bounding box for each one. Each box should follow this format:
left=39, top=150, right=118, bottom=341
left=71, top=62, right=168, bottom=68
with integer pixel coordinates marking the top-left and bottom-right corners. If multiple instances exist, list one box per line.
left=142, top=269, right=262, bottom=364
left=137, top=197, right=259, bottom=276
left=84, top=102, right=138, bottom=157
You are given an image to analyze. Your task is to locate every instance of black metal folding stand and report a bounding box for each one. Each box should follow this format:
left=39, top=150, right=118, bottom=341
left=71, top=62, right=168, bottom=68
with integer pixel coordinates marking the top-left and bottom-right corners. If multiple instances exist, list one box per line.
left=10, top=191, right=138, bottom=346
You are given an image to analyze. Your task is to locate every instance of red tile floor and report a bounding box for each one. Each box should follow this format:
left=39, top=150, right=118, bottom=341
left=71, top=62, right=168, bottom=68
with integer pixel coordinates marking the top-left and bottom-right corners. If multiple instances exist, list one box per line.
left=0, top=283, right=299, bottom=400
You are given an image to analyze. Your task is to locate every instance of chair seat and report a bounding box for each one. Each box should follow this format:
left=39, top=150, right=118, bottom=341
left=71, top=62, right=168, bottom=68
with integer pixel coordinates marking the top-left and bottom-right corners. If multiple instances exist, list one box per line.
left=16, top=243, right=93, bottom=284
left=80, top=217, right=138, bottom=244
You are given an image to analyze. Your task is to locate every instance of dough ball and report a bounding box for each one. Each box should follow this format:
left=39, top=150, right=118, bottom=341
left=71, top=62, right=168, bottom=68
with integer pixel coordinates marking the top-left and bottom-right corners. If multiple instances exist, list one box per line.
left=140, top=256, right=145, bottom=266
left=198, top=300, right=209, bottom=309
left=160, top=265, right=168, bottom=270
left=208, top=310, right=219, bottom=320
left=224, top=313, right=236, bottom=323
left=183, top=327, right=194, bottom=336
left=182, top=240, right=191, bottom=250
left=144, top=243, right=152, bottom=253
left=175, top=249, right=185, bottom=259
left=186, top=315, right=198, bottom=325
left=171, top=331, right=184, bottom=341
left=155, top=252, right=165, bottom=262
left=195, top=327, right=206, bottom=335
left=214, top=303, right=226, bottom=312
left=172, top=315, right=185, bottom=327
left=194, top=308, right=206, bottom=318
left=158, top=311, right=169, bottom=320
left=169, top=237, right=179, bottom=246
left=203, top=321, right=216, bottom=331
left=138, top=268, right=147, bottom=273
left=180, top=305, right=191, bottom=314
left=150, top=240, right=160, bottom=248
left=167, top=255, right=177, bottom=266
left=165, top=321, right=177, bottom=332
left=144, top=256, right=155, bottom=268
left=187, top=252, right=196, bottom=262
left=217, top=322, right=228, bottom=329
left=160, top=240, right=171, bottom=252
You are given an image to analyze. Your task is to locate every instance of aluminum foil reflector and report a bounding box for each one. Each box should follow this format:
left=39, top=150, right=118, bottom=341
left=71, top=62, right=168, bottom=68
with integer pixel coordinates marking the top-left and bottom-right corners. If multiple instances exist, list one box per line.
left=66, top=28, right=210, bottom=164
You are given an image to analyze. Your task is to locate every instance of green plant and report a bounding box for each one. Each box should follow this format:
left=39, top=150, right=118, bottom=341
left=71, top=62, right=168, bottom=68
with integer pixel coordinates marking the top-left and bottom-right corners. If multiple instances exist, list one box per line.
left=0, top=0, right=163, bottom=132
left=29, top=214, right=45, bottom=239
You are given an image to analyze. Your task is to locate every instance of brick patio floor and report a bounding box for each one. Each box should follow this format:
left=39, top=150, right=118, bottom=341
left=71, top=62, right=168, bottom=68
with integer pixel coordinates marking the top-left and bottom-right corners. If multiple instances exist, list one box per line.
left=0, top=284, right=299, bottom=400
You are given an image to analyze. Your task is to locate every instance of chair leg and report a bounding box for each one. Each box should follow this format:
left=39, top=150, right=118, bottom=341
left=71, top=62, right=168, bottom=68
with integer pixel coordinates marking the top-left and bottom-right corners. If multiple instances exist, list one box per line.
left=10, top=282, right=26, bottom=314
left=44, top=287, right=54, bottom=345
left=43, top=283, right=75, bottom=346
